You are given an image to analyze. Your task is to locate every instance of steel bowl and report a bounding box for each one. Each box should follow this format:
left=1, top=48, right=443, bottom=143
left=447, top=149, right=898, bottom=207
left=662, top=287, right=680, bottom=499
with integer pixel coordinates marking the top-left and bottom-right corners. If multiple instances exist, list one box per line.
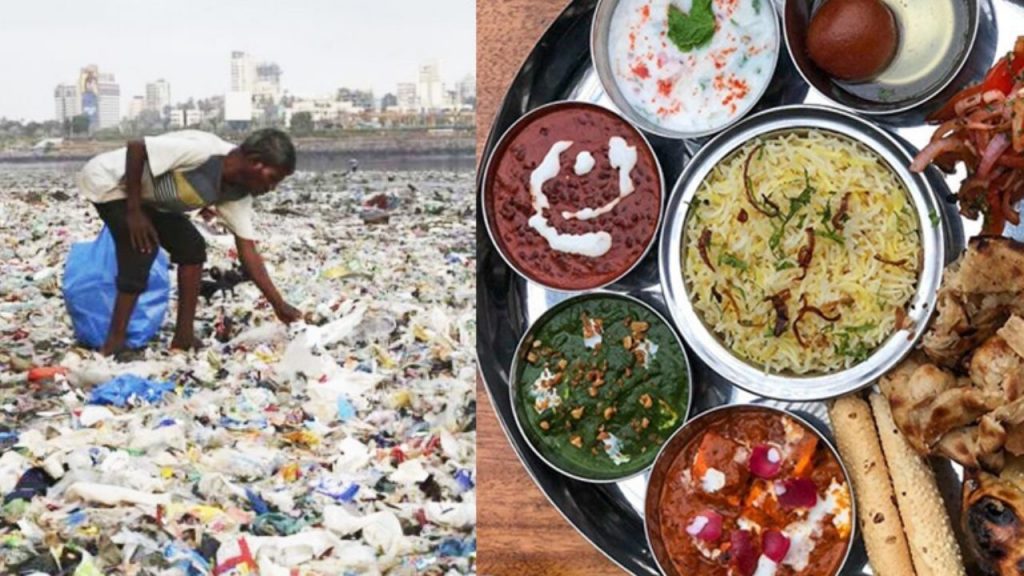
left=783, top=0, right=980, bottom=116
left=644, top=403, right=857, bottom=576
left=509, top=290, right=694, bottom=483
left=480, top=100, right=666, bottom=293
left=591, top=0, right=782, bottom=140
left=659, top=104, right=947, bottom=401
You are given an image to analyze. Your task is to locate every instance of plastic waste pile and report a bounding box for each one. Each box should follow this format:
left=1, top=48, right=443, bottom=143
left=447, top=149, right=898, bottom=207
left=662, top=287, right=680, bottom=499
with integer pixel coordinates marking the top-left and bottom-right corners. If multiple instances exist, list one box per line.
left=0, top=166, right=476, bottom=575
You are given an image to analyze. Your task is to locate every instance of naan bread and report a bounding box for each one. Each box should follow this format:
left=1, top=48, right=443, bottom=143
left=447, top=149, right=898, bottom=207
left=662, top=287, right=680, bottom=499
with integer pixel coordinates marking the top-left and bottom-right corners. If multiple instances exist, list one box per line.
left=922, top=237, right=1024, bottom=367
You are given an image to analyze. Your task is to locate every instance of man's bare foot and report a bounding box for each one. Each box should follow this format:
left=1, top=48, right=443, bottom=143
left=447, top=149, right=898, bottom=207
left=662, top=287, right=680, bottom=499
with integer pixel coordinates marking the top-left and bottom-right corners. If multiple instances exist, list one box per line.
left=169, top=335, right=202, bottom=351
left=99, top=340, right=125, bottom=357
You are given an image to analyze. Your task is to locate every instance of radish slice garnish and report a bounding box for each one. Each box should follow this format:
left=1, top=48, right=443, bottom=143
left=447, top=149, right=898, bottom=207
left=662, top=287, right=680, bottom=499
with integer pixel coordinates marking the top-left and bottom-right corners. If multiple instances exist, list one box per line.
left=776, top=478, right=818, bottom=508
left=685, top=509, right=723, bottom=542
left=730, top=529, right=758, bottom=576
left=762, top=529, right=791, bottom=563
left=749, top=444, right=782, bottom=479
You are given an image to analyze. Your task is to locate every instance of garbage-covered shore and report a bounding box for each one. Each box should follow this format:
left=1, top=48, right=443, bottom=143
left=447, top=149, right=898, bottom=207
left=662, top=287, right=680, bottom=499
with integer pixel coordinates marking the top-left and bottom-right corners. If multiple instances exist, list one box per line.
left=0, top=165, right=477, bottom=575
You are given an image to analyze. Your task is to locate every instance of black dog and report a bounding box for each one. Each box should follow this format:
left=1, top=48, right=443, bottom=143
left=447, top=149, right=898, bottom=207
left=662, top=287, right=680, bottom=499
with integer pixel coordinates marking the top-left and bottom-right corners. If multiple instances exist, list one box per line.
left=200, top=265, right=251, bottom=303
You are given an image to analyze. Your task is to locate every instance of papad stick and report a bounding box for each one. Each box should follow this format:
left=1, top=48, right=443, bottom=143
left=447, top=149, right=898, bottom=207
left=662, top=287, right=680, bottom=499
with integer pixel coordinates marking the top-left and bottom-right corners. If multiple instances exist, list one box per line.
left=869, top=393, right=965, bottom=576
left=829, top=395, right=915, bottom=576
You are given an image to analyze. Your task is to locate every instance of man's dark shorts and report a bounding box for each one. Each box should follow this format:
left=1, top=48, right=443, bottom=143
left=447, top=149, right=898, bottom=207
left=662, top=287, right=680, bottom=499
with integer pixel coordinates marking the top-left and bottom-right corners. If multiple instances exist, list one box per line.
left=93, top=200, right=206, bottom=294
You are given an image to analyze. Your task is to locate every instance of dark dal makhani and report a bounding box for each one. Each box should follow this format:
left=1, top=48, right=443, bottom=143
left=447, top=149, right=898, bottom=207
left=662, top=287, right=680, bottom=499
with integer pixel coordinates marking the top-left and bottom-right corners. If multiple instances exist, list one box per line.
left=514, top=295, right=688, bottom=480
left=654, top=408, right=852, bottom=576
left=486, top=103, right=661, bottom=290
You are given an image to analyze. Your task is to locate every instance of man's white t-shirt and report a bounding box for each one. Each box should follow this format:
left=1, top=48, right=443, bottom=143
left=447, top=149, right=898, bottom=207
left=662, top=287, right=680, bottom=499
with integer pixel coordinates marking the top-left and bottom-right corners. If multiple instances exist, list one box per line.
left=76, top=130, right=257, bottom=240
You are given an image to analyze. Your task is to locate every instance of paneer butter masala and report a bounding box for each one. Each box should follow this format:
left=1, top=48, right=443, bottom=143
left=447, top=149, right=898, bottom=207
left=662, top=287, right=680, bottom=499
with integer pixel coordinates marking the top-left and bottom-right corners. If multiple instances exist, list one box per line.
left=658, top=410, right=852, bottom=576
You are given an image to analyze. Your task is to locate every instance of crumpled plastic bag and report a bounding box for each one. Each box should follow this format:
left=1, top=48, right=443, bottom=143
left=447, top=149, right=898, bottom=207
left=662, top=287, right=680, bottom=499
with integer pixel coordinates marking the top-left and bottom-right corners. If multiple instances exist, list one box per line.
left=87, top=374, right=174, bottom=406
left=65, top=482, right=170, bottom=508
left=214, top=530, right=342, bottom=572
left=323, top=506, right=412, bottom=557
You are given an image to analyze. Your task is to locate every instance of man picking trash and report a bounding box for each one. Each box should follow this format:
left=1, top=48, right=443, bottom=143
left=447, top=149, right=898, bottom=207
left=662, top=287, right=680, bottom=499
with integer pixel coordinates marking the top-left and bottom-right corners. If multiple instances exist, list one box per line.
left=76, top=128, right=303, bottom=356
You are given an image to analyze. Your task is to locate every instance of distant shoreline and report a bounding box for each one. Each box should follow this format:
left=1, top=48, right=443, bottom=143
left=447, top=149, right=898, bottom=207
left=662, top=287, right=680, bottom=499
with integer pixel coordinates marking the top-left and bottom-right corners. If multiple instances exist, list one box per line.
left=0, top=131, right=476, bottom=162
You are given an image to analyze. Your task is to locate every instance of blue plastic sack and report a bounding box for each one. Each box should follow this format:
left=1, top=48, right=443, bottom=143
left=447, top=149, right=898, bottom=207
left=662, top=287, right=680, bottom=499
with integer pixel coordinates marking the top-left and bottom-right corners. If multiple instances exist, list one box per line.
left=88, top=374, right=174, bottom=407
left=62, top=226, right=170, bottom=349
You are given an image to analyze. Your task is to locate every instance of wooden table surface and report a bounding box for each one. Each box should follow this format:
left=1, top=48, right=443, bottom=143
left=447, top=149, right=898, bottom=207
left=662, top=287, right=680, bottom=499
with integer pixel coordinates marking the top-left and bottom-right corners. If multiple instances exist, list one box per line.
left=476, top=1, right=625, bottom=574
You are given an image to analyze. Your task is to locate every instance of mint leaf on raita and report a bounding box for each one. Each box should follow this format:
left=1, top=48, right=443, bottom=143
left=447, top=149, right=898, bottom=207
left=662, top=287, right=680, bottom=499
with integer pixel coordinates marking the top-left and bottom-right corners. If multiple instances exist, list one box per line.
left=667, top=0, right=716, bottom=53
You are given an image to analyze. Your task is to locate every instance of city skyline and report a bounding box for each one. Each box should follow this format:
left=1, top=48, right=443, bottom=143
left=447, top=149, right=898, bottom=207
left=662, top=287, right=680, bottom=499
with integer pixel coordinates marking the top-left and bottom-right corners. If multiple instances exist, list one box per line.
left=1, top=0, right=474, bottom=122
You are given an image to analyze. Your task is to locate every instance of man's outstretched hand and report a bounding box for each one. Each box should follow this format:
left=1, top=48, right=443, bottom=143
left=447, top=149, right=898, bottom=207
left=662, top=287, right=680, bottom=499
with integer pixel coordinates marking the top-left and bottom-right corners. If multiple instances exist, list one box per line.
left=235, top=237, right=300, bottom=325
left=274, top=302, right=302, bottom=324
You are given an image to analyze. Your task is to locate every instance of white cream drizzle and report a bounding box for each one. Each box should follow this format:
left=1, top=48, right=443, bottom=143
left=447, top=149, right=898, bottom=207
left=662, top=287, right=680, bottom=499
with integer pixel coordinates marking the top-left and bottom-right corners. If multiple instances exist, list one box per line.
left=527, top=141, right=612, bottom=257
left=701, top=467, right=726, bottom=493
left=529, top=367, right=562, bottom=414
left=752, top=556, right=779, bottom=576
left=574, top=151, right=596, bottom=175
left=634, top=339, right=658, bottom=367
left=781, top=479, right=850, bottom=572
left=694, top=538, right=722, bottom=561
left=609, top=136, right=637, bottom=195
left=602, top=433, right=630, bottom=465
left=737, top=516, right=762, bottom=534
left=582, top=315, right=604, bottom=349
left=527, top=137, right=643, bottom=257
left=561, top=137, right=638, bottom=222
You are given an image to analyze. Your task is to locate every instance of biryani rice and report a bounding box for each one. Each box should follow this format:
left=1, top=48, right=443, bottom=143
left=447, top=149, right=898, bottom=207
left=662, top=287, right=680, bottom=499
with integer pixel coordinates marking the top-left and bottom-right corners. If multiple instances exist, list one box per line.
left=683, top=130, right=921, bottom=374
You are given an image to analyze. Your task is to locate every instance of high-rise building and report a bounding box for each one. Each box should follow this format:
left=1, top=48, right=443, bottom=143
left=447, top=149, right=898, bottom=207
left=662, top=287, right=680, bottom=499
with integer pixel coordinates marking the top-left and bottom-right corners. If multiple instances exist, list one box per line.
left=253, top=62, right=282, bottom=101
left=54, top=83, right=81, bottom=122
left=97, top=73, right=121, bottom=129
left=127, top=95, right=146, bottom=120
left=458, top=73, right=476, bottom=107
left=61, top=66, right=118, bottom=131
left=145, top=79, right=171, bottom=114
left=418, top=60, right=443, bottom=110
left=397, top=82, right=418, bottom=111
left=78, top=65, right=101, bottom=130
left=231, top=51, right=255, bottom=93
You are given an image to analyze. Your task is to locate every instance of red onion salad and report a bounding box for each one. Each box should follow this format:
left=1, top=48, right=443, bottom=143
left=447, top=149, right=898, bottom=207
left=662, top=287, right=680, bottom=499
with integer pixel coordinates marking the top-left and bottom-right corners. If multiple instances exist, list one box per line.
left=912, top=37, right=1024, bottom=235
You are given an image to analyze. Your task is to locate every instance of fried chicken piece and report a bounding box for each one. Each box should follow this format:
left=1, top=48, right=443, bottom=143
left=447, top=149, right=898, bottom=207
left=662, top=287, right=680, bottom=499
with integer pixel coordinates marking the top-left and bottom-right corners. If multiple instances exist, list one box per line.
left=919, top=387, right=1000, bottom=450
left=884, top=363, right=959, bottom=450
left=937, top=427, right=988, bottom=469
left=971, top=334, right=1024, bottom=403
left=884, top=240, right=1024, bottom=476
left=922, top=289, right=974, bottom=367
left=883, top=356, right=999, bottom=455
left=934, top=398, right=1024, bottom=472
left=879, top=352, right=926, bottom=403
left=999, top=315, right=1024, bottom=358
left=937, top=424, right=1007, bottom=471
left=990, top=398, right=1024, bottom=457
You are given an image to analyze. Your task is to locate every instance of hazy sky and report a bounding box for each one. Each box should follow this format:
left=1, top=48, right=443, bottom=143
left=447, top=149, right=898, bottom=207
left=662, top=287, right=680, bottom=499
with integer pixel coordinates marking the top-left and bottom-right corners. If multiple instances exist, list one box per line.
left=1, top=0, right=476, bottom=121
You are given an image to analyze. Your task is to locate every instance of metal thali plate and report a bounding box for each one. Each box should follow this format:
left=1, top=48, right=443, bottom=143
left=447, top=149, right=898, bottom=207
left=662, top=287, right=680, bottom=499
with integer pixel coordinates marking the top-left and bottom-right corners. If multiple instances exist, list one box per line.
left=475, top=0, right=1024, bottom=573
